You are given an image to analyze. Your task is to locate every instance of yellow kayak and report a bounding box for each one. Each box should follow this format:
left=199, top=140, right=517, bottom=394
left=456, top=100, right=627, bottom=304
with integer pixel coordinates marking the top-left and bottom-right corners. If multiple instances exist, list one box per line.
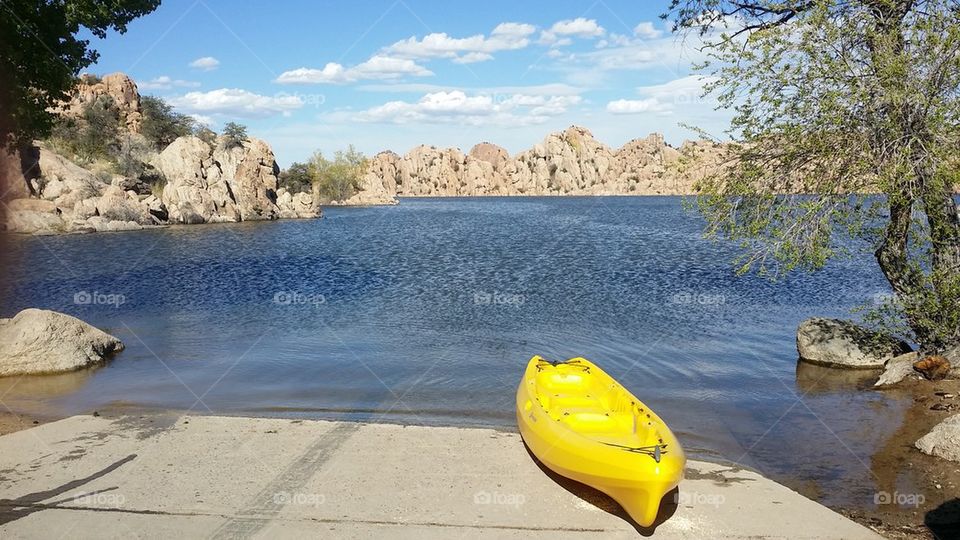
left=516, top=356, right=685, bottom=527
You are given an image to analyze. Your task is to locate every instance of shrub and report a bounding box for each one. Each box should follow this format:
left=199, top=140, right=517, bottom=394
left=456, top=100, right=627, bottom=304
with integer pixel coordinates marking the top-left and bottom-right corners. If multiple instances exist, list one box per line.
left=279, top=161, right=312, bottom=193
left=221, top=122, right=248, bottom=148
left=149, top=177, right=166, bottom=198
left=309, top=145, right=367, bottom=202
left=141, top=95, right=193, bottom=150
left=193, top=125, right=217, bottom=146
left=116, top=133, right=153, bottom=178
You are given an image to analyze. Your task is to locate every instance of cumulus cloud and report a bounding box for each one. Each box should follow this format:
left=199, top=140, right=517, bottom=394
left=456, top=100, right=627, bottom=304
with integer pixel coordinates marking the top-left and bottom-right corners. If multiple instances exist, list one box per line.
left=169, top=88, right=304, bottom=118
left=606, top=98, right=669, bottom=114
left=353, top=90, right=582, bottom=126
left=276, top=55, right=433, bottom=84
left=452, top=52, right=494, bottom=64
left=137, top=76, right=201, bottom=90
left=384, top=22, right=535, bottom=63
left=633, top=22, right=663, bottom=39
left=189, top=56, right=220, bottom=71
left=540, top=18, right=605, bottom=45
left=606, top=75, right=718, bottom=115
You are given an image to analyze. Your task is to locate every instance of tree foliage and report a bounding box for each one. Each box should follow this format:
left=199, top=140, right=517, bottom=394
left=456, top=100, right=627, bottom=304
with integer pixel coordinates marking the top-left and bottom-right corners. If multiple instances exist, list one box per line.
left=666, top=0, right=960, bottom=351
left=48, top=94, right=119, bottom=162
left=221, top=122, right=248, bottom=148
left=308, top=146, right=367, bottom=202
left=0, top=0, right=160, bottom=144
left=279, top=161, right=313, bottom=194
left=140, top=95, right=194, bottom=150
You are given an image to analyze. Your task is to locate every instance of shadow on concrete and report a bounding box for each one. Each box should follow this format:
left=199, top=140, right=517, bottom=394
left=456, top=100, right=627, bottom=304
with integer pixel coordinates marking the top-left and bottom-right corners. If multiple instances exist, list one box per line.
left=925, top=497, right=960, bottom=539
left=0, top=453, right=136, bottom=525
left=522, top=443, right=678, bottom=536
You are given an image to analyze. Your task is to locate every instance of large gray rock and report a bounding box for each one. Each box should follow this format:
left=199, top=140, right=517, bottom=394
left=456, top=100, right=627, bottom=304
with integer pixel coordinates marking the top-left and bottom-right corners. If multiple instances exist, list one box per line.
left=796, top=318, right=913, bottom=369
left=2, top=198, right=66, bottom=234
left=916, top=414, right=960, bottom=462
left=0, top=309, right=124, bottom=376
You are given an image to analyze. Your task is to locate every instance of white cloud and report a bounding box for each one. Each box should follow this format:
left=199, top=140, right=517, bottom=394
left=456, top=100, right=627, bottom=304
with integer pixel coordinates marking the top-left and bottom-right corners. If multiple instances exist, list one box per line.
left=606, top=75, right=719, bottom=116
left=540, top=18, right=605, bottom=45
left=276, top=55, right=433, bottom=84
left=353, top=90, right=582, bottom=126
left=137, top=76, right=201, bottom=90
left=452, top=52, right=494, bottom=64
left=384, top=22, right=535, bottom=62
left=635, top=75, right=718, bottom=109
left=633, top=22, right=663, bottom=39
left=169, top=88, right=304, bottom=118
left=189, top=56, right=220, bottom=71
left=355, top=82, right=584, bottom=96
left=188, top=114, right=214, bottom=126
left=606, top=98, right=669, bottom=114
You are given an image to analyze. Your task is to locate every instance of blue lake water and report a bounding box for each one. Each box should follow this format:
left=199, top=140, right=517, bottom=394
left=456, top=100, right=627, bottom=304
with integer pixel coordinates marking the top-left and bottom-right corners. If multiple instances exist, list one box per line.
left=0, top=197, right=914, bottom=510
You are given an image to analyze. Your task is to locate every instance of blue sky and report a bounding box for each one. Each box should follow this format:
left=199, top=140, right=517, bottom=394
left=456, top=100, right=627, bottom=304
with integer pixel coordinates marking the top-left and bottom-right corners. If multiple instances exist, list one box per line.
left=83, top=0, right=731, bottom=166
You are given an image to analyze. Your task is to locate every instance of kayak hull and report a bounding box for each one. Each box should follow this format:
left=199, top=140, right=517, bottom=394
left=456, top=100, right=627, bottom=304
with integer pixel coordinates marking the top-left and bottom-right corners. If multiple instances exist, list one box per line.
left=516, top=356, right=685, bottom=527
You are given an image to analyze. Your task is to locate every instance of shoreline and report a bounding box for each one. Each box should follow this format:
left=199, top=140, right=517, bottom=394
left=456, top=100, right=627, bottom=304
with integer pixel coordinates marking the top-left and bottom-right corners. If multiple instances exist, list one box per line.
left=1, top=388, right=955, bottom=538
left=0, top=412, right=882, bottom=538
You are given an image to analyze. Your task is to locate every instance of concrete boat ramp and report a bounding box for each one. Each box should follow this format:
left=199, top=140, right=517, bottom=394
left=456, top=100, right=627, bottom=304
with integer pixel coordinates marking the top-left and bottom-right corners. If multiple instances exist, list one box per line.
left=0, top=414, right=881, bottom=539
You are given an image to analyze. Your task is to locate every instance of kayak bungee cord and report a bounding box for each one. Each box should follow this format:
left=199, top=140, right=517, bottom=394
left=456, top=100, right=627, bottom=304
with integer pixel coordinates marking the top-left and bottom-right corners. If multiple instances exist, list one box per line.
left=599, top=441, right=669, bottom=463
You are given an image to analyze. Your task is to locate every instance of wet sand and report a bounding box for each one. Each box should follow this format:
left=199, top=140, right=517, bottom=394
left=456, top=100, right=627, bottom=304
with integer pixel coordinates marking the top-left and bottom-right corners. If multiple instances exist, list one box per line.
left=0, top=411, right=52, bottom=436
left=841, top=377, right=960, bottom=540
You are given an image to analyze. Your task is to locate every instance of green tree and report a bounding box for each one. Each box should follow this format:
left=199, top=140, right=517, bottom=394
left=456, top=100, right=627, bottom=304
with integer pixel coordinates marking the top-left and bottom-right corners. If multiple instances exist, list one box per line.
left=48, top=94, right=120, bottom=162
left=140, top=95, right=194, bottom=150
left=0, top=0, right=160, bottom=144
left=193, top=124, right=217, bottom=146
left=221, top=122, right=248, bottom=148
left=279, top=161, right=313, bottom=193
left=309, top=146, right=367, bottom=202
left=667, top=0, right=960, bottom=352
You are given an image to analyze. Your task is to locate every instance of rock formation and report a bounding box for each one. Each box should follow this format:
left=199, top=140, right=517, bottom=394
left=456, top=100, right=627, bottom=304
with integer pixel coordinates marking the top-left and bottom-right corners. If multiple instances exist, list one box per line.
left=796, top=317, right=913, bottom=369
left=0, top=308, right=124, bottom=376
left=153, top=136, right=286, bottom=224
left=350, top=126, right=728, bottom=204
left=58, top=73, right=143, bottom=133
left=2, top=71, right=321, bottom=235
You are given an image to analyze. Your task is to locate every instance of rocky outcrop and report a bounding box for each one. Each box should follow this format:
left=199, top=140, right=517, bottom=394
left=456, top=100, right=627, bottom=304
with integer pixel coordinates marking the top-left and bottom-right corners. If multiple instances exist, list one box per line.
left=0, top=308, right=124, bottom=376
left=916, top=414, right=960, bottom=462
left=276, top=188, right=322, bottom=218
left=2, top=70, right=321, bottom=235
left=153, top=136, right=298, bottom=224
left=2, top=144, right=157, bottom=234
left=59, top=73, right=143, bottom=133
left=353, top=126, right=728, bottom=201
left=796, top=318, right=913, bottom=369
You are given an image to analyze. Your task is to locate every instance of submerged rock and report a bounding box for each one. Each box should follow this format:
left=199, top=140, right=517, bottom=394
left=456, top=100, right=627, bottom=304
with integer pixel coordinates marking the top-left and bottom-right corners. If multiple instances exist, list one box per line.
left=916, top=414, right=960, bottom=462
left=796, top=317, right=912, bottom=369
left=0, top=309, right=124, bottom=376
